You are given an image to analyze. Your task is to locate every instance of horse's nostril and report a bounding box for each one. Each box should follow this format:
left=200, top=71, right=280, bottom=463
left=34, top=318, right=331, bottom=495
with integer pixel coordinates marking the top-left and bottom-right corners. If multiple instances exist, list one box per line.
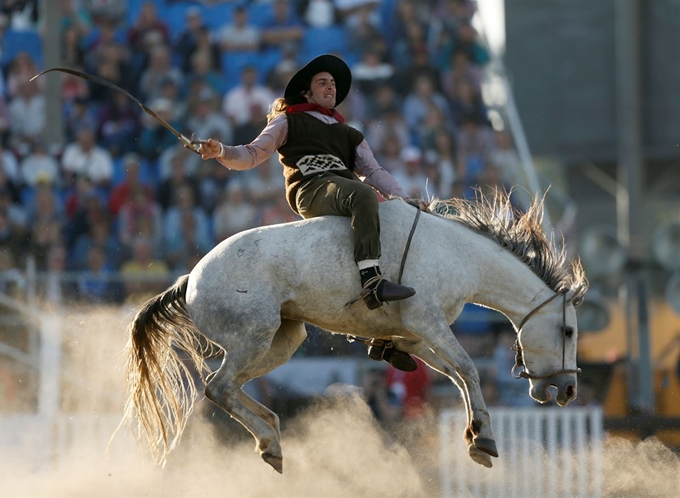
left=566, top=385, right=576, bottom=398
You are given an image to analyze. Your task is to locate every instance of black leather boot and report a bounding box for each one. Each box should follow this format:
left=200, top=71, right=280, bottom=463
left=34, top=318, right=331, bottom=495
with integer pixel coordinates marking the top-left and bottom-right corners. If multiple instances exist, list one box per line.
left=367, top=339, right=418, bottom=372
left=359, top=265, right=415, bottom=310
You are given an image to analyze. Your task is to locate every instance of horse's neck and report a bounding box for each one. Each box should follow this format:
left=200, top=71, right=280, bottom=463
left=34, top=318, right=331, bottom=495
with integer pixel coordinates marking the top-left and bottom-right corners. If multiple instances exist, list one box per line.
left=456, top=227, right=552, bottom=325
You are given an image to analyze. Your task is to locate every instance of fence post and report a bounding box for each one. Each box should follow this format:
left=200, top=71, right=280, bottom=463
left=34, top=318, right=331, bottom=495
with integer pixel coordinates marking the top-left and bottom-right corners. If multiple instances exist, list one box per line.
left=37, top=314, right=61, bottom=419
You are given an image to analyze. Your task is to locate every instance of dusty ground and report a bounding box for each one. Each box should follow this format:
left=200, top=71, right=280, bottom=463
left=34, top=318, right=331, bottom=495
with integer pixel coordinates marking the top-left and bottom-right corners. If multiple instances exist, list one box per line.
left=1, top=308, right=679, bottom=497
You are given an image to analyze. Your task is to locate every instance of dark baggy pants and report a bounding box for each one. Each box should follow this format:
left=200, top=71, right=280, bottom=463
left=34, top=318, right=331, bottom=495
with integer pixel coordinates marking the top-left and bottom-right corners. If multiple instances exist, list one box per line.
left=295, top=172, right=380, bottom=263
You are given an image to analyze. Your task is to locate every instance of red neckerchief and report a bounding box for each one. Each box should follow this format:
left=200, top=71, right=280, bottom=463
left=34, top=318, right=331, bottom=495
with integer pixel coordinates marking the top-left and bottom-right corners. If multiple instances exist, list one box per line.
left=286, top=103, right=345, bottom=123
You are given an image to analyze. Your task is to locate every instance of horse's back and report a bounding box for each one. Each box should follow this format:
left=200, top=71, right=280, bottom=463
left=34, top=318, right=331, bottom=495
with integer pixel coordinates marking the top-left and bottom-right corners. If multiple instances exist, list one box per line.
left=185, top=200, right=419, bottom=331
left=192, top=215, right=352, bottom=284
left=191, top=200, right=415, bottom=291
left=186, top=215, right=353, bottom=316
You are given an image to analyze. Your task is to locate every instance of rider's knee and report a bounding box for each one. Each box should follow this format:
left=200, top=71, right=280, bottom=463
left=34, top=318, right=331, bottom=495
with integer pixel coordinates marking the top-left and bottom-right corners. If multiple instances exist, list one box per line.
left=352, top=186, right=379, bottom=210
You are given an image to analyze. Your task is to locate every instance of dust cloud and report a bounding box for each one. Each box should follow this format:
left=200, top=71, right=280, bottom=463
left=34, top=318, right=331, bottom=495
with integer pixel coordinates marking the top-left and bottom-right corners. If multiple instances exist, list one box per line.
left=0, top=400, right=432, bottom=498
left=1, top=307, right=432, bottom=498
left=602, top=437, right=680, bottom=498
left=1, top=307, right=679, bottom=497
left=3, top=396, right=433, bottom=497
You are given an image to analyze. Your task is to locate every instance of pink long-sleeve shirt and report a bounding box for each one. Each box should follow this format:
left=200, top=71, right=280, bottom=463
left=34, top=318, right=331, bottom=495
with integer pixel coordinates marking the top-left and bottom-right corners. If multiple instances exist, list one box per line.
left=217, top=111, right=409, bottom=200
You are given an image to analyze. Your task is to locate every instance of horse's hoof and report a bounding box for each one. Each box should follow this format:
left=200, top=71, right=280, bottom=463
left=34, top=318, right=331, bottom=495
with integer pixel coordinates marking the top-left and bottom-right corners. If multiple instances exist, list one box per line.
left=468, top=445, right=493, bottom=468
left=262, top=452, right=283, bottom=474
left=474, top=437, right=499, bottom=458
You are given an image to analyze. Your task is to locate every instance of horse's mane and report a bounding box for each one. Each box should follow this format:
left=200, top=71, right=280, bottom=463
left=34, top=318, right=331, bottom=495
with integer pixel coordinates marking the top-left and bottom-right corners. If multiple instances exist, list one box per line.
left=428, top=188, right=588, bottom=301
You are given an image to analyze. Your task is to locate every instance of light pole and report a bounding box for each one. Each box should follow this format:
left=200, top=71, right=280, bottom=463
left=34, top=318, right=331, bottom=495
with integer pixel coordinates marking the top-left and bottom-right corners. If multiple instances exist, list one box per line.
left=614, top=0, right=654, bottom=413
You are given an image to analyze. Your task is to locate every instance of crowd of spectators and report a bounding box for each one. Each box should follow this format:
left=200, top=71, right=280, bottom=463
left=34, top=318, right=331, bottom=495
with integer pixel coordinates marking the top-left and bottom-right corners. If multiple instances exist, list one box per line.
left=0, top=0, right=513, bottom=307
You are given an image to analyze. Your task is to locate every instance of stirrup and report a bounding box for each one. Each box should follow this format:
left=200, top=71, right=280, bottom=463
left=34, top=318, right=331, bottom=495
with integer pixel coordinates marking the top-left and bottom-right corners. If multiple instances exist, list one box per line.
left=367, top=339, right=390, bottom=361
left=360, top=275, right=384, bottom=310
left=367, top=339, right=418, bottom=372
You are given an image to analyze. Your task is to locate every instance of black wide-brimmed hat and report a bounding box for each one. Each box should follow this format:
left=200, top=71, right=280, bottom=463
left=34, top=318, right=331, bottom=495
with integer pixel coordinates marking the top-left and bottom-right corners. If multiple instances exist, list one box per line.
left=284, top=54, right=351, bottom=107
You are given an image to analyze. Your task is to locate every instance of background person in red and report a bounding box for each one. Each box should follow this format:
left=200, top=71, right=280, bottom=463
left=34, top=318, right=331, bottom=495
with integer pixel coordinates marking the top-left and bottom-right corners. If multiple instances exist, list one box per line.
left=386, top=356, right=432, bottom=419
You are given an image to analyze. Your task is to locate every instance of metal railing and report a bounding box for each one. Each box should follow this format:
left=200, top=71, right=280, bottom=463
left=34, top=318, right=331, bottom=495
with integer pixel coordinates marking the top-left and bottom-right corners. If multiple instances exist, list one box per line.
left=439, top=407, right=604, bottom=498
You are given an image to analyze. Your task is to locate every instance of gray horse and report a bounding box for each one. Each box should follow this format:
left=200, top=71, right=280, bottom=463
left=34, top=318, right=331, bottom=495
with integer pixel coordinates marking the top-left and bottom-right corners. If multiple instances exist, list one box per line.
left=119, top=190, right=588, bottom=473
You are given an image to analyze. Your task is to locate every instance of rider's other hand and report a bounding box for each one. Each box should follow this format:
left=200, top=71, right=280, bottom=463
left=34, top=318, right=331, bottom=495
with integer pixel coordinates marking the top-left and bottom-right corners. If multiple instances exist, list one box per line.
left=405, top=197, right=430, bottom=212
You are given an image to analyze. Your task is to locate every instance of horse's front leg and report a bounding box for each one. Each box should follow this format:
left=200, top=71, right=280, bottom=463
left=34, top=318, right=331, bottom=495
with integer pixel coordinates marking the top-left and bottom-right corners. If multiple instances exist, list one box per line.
left=398, top=314, right=498, bottom=466
left=395, top=336, right=493, bottom=468
left=392, top=336, right=473, bottom=430
left=402, top=342, right=496, bottom=468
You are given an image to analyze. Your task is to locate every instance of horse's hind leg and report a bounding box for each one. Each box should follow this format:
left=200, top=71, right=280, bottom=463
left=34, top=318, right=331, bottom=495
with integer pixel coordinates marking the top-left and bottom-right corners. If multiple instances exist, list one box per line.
left=238, top=319, right=308, bottom=441
left=203, top=318, right=284, bottom=473
left=238, top=391, right=280, bottom=439
left=205, top=319, right=307, bottom=473
left=206, top=353, right=284, bottom=472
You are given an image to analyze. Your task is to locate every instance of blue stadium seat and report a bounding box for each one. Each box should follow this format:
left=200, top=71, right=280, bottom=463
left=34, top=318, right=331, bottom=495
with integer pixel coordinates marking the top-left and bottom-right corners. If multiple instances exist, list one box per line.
left=159, top=2, right=197, bottom=40
left=139, top=159, right=160, bottom=186
left=258, top=48, right=282, bottom=80
left=1, top=29, right=43, bottom=68
left=379, top=0, right=399, bottom=43
left=111, top=157, right=126, bottom=186
left=221, top=51, right=264, bottom=91
left=248, top=2, right=274, bottom=28
left=204, top=2, right=235, bottom=31
left=455, top=303, right=496, bottom=334
left=341, top=51, right=360, bottom=68
left=20, top=185, right=36, bottom=209
left=300, top=26, right=349, bottom=61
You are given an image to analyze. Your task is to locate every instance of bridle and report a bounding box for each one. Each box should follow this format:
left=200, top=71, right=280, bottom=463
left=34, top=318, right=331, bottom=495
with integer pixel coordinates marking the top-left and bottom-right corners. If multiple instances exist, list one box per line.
left=511, top=289, right=582, bottom=380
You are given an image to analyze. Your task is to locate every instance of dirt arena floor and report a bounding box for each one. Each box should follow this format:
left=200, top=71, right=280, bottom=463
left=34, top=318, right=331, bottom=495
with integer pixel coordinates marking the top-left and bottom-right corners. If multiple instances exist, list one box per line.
left=1, top=308, right=679, bottom=497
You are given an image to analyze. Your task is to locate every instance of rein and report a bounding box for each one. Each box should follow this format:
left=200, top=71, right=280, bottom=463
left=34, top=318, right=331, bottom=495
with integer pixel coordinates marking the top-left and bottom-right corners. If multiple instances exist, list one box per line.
left=397, top=208, right=421, bottom=284
left=511, top=290, right=582, bottom=381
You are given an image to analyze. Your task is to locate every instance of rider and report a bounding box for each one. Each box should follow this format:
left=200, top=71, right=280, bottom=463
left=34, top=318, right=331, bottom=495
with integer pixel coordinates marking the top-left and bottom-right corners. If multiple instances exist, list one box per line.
left=197, top=54, right=426, bottom=372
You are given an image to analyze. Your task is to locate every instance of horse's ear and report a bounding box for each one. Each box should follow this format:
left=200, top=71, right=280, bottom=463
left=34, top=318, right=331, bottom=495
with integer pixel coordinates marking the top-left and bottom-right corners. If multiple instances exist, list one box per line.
left=565, top=288, right=584, bottom=306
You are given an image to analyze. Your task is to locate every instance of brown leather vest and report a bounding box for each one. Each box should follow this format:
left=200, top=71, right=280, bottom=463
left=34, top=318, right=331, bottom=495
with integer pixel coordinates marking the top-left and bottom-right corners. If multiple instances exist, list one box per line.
left=278, top=112, right=364, bottom=213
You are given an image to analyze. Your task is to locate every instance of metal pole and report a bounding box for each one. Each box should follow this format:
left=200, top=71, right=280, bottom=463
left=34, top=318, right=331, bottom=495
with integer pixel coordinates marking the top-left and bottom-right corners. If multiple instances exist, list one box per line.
left=636, top=273, right=654, bottom=412
left=41, top=0, right=64, bottom=149
left=615, top=3, right=643, bottom=252
left=473, top=9, right=553, bottom=233
left=615, top=0, right=650, bottom=414
left=623, top=272, right=637, bottom=410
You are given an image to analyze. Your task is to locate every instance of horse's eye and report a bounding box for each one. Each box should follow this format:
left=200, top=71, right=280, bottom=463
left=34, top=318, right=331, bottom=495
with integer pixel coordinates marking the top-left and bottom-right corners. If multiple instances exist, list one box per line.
left=564, top=326, right=574, bottom=338
left=573, top=297, right=584, bottom=307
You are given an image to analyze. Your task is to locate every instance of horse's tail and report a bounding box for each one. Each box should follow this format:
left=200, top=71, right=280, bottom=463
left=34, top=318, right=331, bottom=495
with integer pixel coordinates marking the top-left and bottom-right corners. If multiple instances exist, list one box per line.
left=118, top=274, right=214, bottom=465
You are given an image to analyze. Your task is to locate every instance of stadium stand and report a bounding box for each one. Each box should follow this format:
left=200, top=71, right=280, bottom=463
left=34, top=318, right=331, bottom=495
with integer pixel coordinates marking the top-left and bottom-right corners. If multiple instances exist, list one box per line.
left=0, top=0, right=503, bottom=309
